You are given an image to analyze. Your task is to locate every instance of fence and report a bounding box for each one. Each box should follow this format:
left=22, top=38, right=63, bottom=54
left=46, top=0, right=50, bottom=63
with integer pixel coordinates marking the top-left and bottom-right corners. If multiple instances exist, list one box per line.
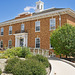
left=29, top=48, right=50, bottom=57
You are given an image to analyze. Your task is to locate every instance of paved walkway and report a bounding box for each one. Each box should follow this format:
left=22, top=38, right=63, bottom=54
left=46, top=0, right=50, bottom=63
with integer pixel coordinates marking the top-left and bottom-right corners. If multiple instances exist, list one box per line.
left=48, top=57, right=75, bottom=75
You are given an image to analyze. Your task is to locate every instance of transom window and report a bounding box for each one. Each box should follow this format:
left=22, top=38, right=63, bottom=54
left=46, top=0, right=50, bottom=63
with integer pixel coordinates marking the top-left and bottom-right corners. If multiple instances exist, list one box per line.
left=35, top=21, right=40, bottom=32
left=0, top=40, right=3, bottom=48
left=9, top=26, right=12, bottom=35
left=8, top=40, right=12, bottom=48
left=35, top=38, right=40, bottom=48
left=50, top=18, right=56, bottom=30
left=1, top=28, right=4, bottom=35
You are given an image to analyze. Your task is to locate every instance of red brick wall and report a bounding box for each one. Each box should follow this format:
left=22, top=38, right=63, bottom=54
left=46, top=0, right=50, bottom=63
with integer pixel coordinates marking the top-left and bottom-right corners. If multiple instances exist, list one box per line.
left=0, top=14, right=74, bottom=50
left=66, top=14, right=75, bottom=26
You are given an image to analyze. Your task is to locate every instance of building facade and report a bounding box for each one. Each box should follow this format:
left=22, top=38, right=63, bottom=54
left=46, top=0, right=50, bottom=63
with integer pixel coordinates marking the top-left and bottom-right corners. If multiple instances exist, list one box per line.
left=0, top=1, right=75, bottom=52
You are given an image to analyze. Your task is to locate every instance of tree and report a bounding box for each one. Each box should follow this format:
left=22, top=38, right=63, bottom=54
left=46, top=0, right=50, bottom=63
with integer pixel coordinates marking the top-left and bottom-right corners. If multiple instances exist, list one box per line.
left=50, top=24, right=75, bottom=58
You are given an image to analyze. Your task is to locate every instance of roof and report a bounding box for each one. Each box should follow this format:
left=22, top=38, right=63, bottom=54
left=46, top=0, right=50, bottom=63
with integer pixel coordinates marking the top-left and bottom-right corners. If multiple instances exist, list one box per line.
left=33, top=8, right=65, bottom=16
left=0, top=8, right=75, bottom=26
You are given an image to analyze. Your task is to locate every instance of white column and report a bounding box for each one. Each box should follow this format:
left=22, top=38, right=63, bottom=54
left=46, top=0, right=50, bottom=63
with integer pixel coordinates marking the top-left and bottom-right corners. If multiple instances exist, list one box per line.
left=42, top=49, right=44, bottom=56
left=26, top=35, right=28, bottom=47
left=38, top=49, right=39, bottom=54
left=15, top=36, right=17, bottom=47
left=59, top=15, right=61, bottom=27
left=24, top=37, right=25, bottom=47
left=34, top=48, right=35, bottom=55
left=17, top=38, right=19, bottom=47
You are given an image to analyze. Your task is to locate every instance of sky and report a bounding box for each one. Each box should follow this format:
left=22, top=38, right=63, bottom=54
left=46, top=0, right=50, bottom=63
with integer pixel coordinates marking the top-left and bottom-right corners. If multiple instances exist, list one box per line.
left=0, top=0, right=75, bottom=23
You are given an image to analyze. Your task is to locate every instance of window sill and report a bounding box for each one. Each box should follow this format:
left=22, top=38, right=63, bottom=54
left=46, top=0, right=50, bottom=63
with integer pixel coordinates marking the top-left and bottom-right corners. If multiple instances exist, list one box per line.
left=35, top=48, right=40, bottom=49
left=49, top=48, right=53, bottom=49
left=49, top=29, right=55, bottom=31
left=0, top=35, right=3, bottom=36
left=9, top=34, right=12, bottom=35
left=35, top=31, right=40, bottom=32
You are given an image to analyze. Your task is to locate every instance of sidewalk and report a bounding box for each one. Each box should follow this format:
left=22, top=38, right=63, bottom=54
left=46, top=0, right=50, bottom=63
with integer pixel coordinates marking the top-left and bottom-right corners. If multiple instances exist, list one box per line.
left=48, top=57, right=75, bottom=75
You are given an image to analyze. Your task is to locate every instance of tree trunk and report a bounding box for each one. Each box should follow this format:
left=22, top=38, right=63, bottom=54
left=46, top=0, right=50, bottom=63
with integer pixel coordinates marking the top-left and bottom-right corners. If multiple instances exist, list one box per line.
left=66, top=55, right=67, bottom=58
left=60, top=55, right=61, bottom=58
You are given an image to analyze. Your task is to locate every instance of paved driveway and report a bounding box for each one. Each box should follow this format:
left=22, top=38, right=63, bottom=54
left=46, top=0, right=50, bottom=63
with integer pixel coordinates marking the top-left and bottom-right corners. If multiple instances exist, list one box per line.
left=48, top=57, right=75, bottom=75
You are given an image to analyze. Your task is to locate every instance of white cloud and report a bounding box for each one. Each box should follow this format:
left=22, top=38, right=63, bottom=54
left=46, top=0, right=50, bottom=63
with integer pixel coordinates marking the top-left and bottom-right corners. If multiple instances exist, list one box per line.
left=24, top=6, right=36, bottom=12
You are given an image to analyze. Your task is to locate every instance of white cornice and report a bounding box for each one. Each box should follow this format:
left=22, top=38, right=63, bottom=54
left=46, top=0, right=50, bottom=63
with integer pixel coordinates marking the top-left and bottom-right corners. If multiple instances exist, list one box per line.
left=0, top=8, right=75, bottom=26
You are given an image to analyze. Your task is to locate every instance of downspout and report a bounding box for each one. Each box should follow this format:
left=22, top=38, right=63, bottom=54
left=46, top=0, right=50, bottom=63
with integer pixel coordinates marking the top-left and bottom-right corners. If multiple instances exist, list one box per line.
left=59, top=14, right=61, bottom=27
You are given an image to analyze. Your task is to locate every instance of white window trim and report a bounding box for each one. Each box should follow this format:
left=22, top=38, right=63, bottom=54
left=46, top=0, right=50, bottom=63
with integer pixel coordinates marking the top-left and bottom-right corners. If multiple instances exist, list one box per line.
left=35, top=21, right=40, bottom=32
left=35, top=38, right=40, bottom=49
left=9, top=26, right=12, bottom=35
left=1, top=28, right=4, bottom=36
left=0, top=40, right=3, bottom=48
left=50, top=18, right=56, bottom=31
left=8, top=40, right=12, bottom=48
left=21, top=24, right=25, bottom=31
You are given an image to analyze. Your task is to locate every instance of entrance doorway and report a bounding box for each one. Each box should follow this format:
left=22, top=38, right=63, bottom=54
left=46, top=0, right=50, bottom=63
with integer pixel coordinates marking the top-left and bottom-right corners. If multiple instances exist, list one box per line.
left=20, top=38, right=24, bottom=47
left=14, top=33, right=28, bottom=47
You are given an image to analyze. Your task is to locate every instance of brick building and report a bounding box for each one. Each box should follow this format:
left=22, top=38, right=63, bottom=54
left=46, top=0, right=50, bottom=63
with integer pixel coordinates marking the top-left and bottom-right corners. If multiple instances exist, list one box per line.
left=0, top=0, right=75, bottom=52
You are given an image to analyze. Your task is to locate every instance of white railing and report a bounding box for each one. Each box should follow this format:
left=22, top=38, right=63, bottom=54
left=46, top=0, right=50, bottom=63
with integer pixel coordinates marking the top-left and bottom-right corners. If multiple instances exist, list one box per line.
left=29, top=48, right=50, bottom=57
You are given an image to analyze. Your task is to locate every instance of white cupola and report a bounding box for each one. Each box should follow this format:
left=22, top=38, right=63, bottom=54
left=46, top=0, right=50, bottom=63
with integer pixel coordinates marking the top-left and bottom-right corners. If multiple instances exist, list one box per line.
left=35, top=0, right=44, bottom=13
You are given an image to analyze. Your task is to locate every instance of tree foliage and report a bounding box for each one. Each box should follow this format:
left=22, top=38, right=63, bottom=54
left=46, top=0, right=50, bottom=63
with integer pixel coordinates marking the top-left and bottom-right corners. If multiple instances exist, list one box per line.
left=50, top=24, right=75, bottom=57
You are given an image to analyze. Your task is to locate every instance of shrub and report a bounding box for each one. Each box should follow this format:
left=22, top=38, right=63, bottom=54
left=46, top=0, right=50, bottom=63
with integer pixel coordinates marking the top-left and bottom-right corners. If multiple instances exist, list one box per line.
left=30, top=55, right=50, bottom=67
left=25, top=53, right=33, bottom=59
left=3, top=47, right=31, bottom=58
left=12, top=59, right=46, bottom=75
left=18, top=47, right=31, bottom=58
left=0, top=54, right=8, bottom=59
left=0, top=69, right=2, bottom=75
left=5, top=57, right=20, bottom=73
left=4, top=47, right=22, bottom=58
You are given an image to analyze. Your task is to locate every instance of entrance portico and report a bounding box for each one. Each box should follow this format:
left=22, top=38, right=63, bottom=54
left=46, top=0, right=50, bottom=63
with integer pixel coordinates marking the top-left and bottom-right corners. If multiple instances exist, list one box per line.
left=14, top=33, right=28, bottom=47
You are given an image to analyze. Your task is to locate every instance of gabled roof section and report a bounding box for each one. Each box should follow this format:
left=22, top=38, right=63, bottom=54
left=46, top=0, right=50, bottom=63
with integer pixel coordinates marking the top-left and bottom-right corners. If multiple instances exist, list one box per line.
left=0, top=8, right=75, bottom=26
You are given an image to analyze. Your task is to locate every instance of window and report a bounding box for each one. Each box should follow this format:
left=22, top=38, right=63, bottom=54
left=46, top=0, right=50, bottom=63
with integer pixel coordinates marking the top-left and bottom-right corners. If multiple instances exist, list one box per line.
left=21, top=24, right=24, bottom=32
left=50, top=38, right=53, bottom=49
left=1, top=28, right=4, bottom=35
left=9, top=26, right=12, bottom=35
left=35, top=38, right=40, bottom=48
left=41, top=5, right=43, bottom=9
left=8, top=40, right=12, bottom=48
left=0, top=41, right=3, bottom=48
left=50, top=18, right=56, bottom=30
left=35, top=21, right=40, bottom=32
left=37, top=5, right=39, bottom=9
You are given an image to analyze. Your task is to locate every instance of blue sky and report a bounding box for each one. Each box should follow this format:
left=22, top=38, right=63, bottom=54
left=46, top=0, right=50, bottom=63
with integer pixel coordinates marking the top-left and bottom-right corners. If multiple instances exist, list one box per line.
left=0, top=0, right=75, bottom=23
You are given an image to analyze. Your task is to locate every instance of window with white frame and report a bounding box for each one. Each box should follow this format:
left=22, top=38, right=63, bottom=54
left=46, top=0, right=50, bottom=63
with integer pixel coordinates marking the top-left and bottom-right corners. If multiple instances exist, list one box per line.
left=41, top=5, right=43, bottom=9
left=0, top=40, right=3, bottom=48
left=8, top=40, right=12, bottom=48
left=50, top=38, right=53, bottom=49
left=1, top=28, right=4, bottom=35
left=35, top=38, right=40, bottom=48
left=50, top=18, right=56, bottom=30
left=9, top=26, right=12, bottom=35
left=35, top=21, right=40, bottom=32
left=21, top=24, right=24, bottom=32
left=37, top=5, right=39, bottom=9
